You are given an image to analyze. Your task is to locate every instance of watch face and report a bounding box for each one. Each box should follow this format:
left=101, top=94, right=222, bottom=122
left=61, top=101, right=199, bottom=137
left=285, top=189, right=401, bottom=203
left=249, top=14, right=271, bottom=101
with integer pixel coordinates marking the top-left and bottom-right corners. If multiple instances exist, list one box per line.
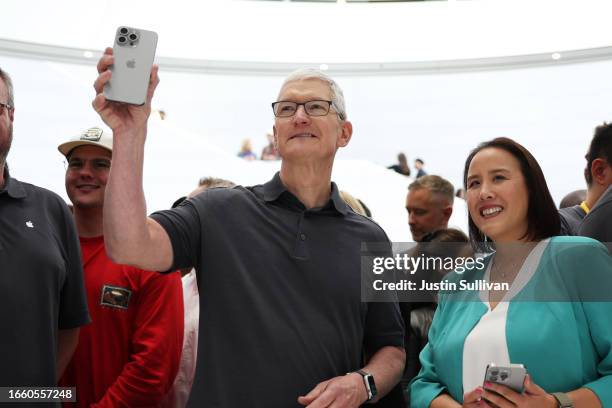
left=366, top=375, right=377, bottom=396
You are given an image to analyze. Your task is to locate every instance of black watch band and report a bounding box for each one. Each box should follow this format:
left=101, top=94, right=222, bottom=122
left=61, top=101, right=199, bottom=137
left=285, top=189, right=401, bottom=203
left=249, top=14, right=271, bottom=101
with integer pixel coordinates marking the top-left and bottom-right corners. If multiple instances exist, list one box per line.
left=353, top=369, right=378, bottom=402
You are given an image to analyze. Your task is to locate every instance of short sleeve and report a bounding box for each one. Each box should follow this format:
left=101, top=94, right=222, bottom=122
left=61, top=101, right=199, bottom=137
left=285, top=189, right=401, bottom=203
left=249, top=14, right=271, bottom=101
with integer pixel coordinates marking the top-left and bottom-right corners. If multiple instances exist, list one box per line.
left=363, top=301, right=405, bottom=354
left=57, top=198, right=90, bottom=330
left=150, top=198, right=202, bottom=271
left=362, top=230, right=405, bottom=353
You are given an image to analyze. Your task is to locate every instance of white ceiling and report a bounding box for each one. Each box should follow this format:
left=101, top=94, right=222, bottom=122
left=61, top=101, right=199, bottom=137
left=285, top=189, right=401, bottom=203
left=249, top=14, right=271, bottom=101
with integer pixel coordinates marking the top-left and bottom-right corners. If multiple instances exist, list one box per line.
left=3, top=0, right=612, bottom=63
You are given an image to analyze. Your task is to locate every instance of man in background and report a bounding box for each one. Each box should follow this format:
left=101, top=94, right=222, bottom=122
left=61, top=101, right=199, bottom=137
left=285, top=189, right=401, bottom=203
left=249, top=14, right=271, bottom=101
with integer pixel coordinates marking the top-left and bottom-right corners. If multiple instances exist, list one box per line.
left=0, top=67, right=89, bottom=388
left=58, top=126, right=183, bottom=407
left=414, top=158, right=427, bottom=178
left=405, top=175, right=454, bottom=242
left=560, top=123, right=612, bottom=236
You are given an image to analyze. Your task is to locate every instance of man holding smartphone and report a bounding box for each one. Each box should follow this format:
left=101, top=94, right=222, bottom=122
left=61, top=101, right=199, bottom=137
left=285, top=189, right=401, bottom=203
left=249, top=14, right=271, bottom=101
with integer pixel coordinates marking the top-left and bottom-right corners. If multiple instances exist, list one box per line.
left=93, top=49, right=405, bottom=407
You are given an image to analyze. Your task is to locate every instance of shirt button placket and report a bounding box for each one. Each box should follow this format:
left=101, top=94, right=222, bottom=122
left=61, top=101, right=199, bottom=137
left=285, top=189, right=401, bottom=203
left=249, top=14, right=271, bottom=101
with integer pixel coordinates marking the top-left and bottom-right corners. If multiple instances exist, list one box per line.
left=293, top=212, right=309, bottom=260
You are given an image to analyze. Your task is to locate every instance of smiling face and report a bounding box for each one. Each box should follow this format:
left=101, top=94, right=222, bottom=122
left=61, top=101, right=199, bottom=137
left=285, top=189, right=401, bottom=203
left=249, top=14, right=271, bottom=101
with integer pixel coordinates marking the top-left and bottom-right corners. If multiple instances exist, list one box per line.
left=466, top=147, right=530, bottom=243
left=273, top=78, right=352, bottom=165
left=65, top=145, right=111, bottom=210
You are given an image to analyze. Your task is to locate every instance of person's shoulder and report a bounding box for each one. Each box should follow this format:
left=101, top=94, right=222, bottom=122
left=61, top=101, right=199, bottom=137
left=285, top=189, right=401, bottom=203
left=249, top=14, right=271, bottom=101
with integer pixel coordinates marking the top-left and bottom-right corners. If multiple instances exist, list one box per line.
left=545, top=236, right=609, bottom=261
left=15, top=178, right=70, bottom=211
left=345, top=210, right=391, bottom=242
left=15, top=178, right=59, bottom=198
left=548, top=235, right=604, bottom=247
left=559, top=204, right=585, bottom=218
left=190, top=185, right=252, bottom=206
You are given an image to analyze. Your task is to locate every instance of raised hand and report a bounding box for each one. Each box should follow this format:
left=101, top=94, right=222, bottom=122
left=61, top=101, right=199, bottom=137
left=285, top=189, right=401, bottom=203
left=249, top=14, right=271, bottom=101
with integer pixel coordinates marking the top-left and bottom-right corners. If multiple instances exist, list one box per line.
left=92, top=47, right=159, bottom=136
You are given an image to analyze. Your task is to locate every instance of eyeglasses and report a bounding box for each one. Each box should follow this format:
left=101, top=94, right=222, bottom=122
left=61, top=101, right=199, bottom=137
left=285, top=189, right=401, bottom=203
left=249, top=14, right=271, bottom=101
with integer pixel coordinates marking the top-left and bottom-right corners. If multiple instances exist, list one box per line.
left=272, top=100, right=336, bottom=118
left=0, top=102, right=12, bottom=114
left=65, top=158, right=111, bottom=172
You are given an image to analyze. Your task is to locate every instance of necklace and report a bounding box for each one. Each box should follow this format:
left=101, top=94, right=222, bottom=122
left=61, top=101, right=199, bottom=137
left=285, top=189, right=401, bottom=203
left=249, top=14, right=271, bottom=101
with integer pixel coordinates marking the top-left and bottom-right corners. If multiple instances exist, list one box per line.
left=491, top=257, right=521, bottom=281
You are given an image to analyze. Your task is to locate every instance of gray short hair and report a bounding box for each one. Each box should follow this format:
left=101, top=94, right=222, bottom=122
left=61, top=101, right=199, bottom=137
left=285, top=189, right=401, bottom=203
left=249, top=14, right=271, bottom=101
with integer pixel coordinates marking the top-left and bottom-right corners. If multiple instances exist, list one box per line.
left=280, top=68, right=347, bottom=120
left=0, top=68, right=14, bottom=108
left=408, top=175, right=455, bottom=204
left=198, top=177, right=236, bottom=190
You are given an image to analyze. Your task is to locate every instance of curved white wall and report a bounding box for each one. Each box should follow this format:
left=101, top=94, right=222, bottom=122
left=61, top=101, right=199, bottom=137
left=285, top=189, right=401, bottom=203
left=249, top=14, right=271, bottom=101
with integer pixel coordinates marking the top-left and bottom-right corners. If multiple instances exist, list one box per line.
left=2, top=0, right=612, bottom=62
left=1, top=53, right=610, bottom=215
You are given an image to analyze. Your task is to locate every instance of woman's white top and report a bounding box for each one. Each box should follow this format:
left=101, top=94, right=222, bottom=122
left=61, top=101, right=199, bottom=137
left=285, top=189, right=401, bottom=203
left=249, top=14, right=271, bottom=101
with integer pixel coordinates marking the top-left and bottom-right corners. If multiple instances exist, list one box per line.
left=462, top=239, right=550, bottom=394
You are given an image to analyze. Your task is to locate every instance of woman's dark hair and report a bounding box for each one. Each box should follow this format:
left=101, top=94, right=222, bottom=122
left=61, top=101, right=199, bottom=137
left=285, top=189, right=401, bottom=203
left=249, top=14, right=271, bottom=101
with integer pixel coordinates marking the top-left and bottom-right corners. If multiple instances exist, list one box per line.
left=463, top=137, right=560, bottom=251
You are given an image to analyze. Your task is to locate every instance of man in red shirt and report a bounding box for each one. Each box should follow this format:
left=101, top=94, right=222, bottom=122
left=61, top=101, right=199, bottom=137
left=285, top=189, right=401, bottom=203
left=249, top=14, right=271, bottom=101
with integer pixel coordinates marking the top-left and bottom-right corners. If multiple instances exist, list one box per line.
left=58, top=126, right=184, bottom=407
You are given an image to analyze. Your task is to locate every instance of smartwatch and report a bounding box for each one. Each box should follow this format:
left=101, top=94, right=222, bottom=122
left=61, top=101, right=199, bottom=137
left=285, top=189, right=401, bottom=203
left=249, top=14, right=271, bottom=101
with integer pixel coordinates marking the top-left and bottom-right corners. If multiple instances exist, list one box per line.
left=353, top=369, right=377, bottom=402
left=551, top=392, right=573, bottom=408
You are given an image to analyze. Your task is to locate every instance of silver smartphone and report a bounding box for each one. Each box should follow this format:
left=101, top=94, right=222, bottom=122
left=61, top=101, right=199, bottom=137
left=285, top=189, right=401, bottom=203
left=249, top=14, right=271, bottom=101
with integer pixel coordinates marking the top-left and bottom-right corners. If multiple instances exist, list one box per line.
left=483, top=363, right=527, bottom=393
left=104, top=26, right=158, bottom=105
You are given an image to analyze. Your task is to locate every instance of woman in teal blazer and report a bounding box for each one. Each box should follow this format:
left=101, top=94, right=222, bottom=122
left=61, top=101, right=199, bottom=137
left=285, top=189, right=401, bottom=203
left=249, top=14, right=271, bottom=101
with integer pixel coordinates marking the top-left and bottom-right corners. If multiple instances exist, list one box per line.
left=410, top=138, right=612, bottom=408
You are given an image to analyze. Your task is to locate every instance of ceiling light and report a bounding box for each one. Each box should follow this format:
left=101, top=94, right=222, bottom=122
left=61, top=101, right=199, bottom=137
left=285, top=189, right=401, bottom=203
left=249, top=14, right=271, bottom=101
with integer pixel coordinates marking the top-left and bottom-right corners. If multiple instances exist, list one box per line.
left=551, top=52, right=561, bottom=60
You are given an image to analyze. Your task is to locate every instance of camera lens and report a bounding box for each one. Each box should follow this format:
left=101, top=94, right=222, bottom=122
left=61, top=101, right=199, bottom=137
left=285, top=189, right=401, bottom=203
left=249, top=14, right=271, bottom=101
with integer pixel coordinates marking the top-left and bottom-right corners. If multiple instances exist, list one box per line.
left=129, top=33, right=138, bottom=41
left=118, top=36, right=127, bottom=44
left=119, top=27, right=129, bottom=35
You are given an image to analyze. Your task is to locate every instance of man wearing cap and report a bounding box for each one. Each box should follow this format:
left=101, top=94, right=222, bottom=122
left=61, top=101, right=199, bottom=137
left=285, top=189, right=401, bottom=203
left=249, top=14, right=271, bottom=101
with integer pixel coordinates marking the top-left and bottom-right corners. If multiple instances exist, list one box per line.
left=0, top=67, right=89, bottom=391
left=93, top=48, right=404, bottom=408
left=57, top=126, right=184, bottom=408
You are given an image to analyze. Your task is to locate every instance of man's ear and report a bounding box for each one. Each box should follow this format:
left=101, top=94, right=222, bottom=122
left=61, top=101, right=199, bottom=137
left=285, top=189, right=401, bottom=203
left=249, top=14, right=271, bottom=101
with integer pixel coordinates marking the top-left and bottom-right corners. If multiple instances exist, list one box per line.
left=272, top=126, right=278, bottom=149
left=443, top=205, right=453, bottom=221
left=591, top=158, right=611, bottom=186
left=337, top=120, right=353, bottom=148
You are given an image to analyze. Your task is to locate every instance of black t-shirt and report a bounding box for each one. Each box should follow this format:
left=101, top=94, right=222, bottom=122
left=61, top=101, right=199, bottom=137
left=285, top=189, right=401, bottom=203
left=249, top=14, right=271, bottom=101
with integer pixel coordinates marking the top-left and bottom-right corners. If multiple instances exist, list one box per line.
left=0, top=171, right=90, bottom=390
left=151, top=173, right=405, bottom=408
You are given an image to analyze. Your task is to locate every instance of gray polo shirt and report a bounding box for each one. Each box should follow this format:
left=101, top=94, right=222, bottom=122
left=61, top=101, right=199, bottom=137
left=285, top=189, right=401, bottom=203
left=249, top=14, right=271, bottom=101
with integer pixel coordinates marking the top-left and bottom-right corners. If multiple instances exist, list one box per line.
left=579, top=185, right=612, bottom=244
left=0, top=168, right=89, bottom=391
left=151, top=172, right=405, bottom=408
left=559, top=204, right=587, bottom=235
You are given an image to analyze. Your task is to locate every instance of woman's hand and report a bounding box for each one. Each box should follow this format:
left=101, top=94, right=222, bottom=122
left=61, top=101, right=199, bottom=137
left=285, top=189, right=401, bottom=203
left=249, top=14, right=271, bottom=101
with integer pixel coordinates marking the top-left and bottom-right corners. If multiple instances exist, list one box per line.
left=462, top=387, right=493, bottom=407
left=481, top=375, right=558, bottom=408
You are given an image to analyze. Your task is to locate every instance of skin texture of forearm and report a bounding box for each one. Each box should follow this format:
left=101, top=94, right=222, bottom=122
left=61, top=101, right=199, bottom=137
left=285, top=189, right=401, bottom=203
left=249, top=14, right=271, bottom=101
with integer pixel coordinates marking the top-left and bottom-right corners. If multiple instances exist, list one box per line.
left=103, top=128, right=153, bottom=266
left=104, top=128, right=173, bottom=271
left=363, top=346, right=405, bottom=402
left=568, top=388, right=602, bottom=408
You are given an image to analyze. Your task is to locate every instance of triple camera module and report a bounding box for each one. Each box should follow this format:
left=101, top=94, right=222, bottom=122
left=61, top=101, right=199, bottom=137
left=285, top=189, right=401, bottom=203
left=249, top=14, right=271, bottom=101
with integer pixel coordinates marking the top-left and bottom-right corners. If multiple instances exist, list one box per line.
left=116, top=27, right=139, bottom=47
